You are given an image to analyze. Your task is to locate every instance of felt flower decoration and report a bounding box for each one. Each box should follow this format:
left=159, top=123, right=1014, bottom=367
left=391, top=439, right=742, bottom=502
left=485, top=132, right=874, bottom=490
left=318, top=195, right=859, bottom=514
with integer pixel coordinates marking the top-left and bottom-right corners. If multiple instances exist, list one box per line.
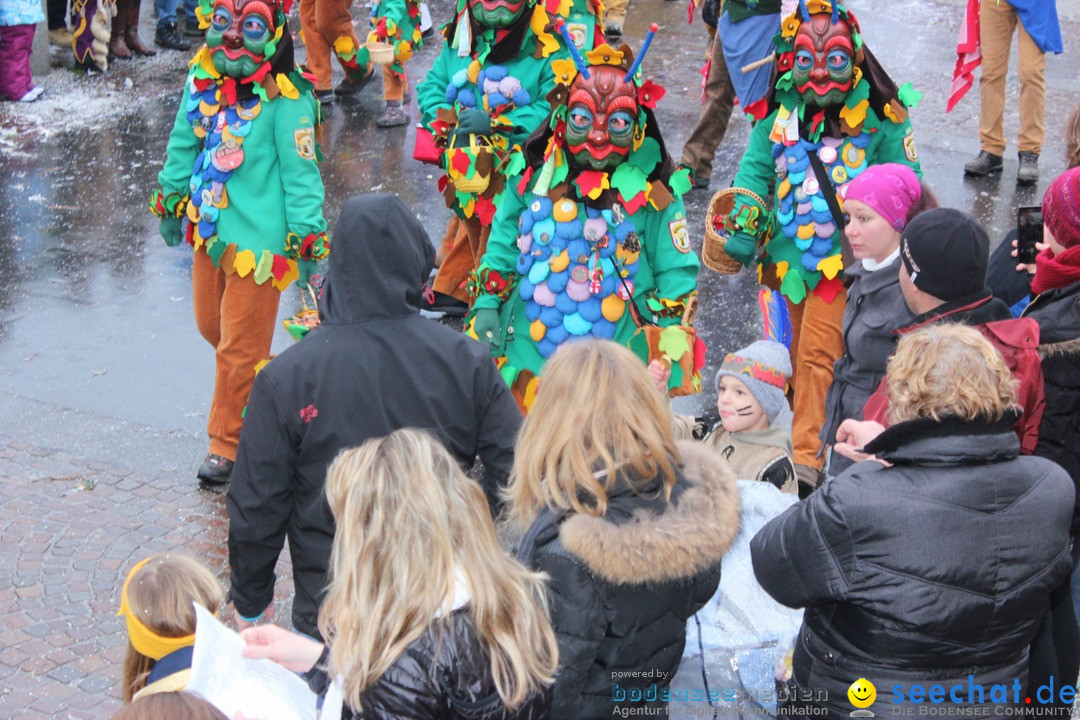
left=636, top=79, right=665, bottom=109
left=551, top=58, right=578, bottom=86
left=585, top=44, right=624, bottom=67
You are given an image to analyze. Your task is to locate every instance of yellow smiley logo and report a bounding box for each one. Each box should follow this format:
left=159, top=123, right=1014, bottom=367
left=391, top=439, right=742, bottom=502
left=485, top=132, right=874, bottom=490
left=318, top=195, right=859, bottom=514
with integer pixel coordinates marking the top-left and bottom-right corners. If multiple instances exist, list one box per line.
left=848, top=678, right=876, bottom=709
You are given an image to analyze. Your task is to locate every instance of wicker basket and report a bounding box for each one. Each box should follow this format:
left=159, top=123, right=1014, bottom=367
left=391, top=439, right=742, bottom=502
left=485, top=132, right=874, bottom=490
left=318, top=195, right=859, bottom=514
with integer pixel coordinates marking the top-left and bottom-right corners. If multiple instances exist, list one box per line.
left=702, top=188, right=745, bottom=275
left=365, top=41, right=395, bottom=64
left=282, top=283, right=320, bottom=341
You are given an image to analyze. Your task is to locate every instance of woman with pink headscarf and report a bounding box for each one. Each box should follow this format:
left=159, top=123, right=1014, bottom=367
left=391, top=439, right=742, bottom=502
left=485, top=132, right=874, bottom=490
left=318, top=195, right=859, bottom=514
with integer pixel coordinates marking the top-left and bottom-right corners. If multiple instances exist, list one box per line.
left=818, top=163, right=937, bottom=475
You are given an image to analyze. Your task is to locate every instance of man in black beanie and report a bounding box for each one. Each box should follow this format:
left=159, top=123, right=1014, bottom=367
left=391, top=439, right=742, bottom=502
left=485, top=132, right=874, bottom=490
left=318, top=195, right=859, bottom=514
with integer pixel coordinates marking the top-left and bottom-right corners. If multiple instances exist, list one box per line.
left=897, top=208, right=1012, bottom=329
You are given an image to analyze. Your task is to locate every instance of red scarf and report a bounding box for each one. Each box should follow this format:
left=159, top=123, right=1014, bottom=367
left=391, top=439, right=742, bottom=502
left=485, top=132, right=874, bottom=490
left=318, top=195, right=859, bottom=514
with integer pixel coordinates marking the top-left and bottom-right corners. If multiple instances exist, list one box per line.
left=1032, top=245, right=1080, bottom=295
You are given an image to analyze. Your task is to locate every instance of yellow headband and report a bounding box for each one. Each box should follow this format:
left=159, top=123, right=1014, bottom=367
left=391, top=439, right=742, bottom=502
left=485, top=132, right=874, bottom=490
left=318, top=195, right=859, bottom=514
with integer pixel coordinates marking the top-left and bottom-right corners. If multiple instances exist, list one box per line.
left=116, top=558, right=197, bottom=661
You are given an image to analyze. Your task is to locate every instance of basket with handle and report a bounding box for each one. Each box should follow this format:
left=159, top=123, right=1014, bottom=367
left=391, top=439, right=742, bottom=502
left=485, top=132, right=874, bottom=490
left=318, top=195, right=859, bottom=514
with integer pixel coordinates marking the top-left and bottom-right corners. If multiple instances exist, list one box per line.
left=282, top=283, right=321, bottom=341
left=365, top=41, right=395, bottom=64
left=703, top=187, right=768, bottom=275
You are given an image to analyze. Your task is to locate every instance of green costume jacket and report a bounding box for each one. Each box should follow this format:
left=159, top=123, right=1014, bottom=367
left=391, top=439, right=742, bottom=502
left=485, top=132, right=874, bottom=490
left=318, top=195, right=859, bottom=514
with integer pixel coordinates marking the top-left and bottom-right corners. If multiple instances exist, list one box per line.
left=416, top=1, right=596, bottom=220
left=728, top=104, right=919, bottom=305
left=155, top=62, right=327, bottom=290
left=473, top=171, right=699, bottom=405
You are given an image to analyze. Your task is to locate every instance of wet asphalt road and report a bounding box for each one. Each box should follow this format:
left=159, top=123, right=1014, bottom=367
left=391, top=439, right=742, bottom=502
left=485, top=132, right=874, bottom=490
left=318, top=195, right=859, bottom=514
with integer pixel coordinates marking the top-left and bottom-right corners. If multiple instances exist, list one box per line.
left=0, top=0, right=1077, bottom=479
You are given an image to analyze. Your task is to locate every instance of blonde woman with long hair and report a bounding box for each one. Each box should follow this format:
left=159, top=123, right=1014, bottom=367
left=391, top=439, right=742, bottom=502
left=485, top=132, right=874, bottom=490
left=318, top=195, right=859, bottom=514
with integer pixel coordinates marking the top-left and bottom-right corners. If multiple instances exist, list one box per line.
left=241, top=429, right=558, bottom=719
left=751, top=324, right=1075, bottom=719
left=116, top=553, right=224, bottom=702
left=507, top=339, right=740, bottom=720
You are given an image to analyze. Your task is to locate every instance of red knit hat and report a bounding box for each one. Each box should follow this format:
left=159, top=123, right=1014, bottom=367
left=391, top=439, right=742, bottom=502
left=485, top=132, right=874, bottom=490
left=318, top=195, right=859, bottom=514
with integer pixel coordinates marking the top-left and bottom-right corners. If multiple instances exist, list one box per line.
left=1042, top=167, right=1080, bottom=249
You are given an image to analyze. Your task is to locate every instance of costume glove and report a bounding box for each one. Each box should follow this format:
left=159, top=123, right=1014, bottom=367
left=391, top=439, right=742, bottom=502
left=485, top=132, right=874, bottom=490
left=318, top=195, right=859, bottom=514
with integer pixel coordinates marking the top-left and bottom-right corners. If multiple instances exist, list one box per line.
left=298, top=259, right=318, bottom=291
left=159, top=217, right=183, bottom=247
left=452, top=108, right=493, bottom=144
left=471, top=308, right=502, bottom=353
left=722, top=230, right=759, bottom=267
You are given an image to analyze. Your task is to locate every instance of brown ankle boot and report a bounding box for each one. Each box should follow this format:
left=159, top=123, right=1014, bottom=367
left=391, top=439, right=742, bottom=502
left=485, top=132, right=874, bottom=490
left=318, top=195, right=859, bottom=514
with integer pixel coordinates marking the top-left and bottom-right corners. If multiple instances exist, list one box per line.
left=109, top=1, right=131, bottom=59
left=125, top=0, right=157, bottom=56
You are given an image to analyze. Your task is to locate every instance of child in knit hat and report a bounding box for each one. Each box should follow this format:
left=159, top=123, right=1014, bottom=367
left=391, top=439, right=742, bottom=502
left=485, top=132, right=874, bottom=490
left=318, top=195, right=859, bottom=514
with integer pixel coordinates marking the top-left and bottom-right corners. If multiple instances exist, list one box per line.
left=650, top=340, right=797, bottom=494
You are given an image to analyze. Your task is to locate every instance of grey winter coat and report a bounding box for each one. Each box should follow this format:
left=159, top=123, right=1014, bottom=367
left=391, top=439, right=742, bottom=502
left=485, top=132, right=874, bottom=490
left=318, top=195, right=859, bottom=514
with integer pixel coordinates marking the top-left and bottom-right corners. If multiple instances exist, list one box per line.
left=820, top=256, right=913, bottom=474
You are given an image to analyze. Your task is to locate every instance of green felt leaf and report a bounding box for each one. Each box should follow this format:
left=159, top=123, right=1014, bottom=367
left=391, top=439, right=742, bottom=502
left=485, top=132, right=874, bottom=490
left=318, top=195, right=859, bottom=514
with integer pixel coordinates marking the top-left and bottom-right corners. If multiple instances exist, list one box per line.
left=205, top=236, right=226, bottom=265
left=627, top=330, right=650, bottom=364
left=780, top=267, right=807, bottom=304
left=668, top=361, right=684, bottom=390
left=253, top=250, right=273, bottom=285
left=668, top=167, right=692, bottom=197
left=862, top=109, right=880, bottom=132
left=610, top=164, right=648, bottom=202
left=775, top=71, right=793, bottom=92
left=897, top=82, right=923, bottom=110
left=253, top=84, right=269, bottom=103
left=551, top=157, right=568, bottom=187
left=264, top=39, right=278, bottom=58
left=845, top=78, right=870, bottom=107
left=646, top=296, right=663, bottom=312
left=629, top=137, right=661, bottom=176
left=503, top=151, right=526, bottom=178
left=658, top=327, right=690, bottom=361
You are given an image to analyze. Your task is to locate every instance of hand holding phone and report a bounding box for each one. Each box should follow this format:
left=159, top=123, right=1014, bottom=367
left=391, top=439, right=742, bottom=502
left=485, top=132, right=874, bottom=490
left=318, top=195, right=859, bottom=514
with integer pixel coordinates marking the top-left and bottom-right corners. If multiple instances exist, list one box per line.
left=1016, top=205, right=1043, bottom=264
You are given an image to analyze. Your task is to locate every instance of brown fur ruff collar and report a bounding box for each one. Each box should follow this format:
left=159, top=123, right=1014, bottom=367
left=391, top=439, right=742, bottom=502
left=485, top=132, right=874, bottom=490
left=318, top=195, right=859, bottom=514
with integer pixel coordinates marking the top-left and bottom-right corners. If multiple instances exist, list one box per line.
left=1039, top=335, right=1080, bottom=360
left=558, top=442, right=740, bottom=584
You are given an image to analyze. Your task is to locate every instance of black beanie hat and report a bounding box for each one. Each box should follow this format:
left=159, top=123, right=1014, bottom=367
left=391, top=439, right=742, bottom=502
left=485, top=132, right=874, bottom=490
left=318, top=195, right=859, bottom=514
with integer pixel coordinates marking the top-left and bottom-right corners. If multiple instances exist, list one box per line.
left=900, top=208, right=989, bottom=301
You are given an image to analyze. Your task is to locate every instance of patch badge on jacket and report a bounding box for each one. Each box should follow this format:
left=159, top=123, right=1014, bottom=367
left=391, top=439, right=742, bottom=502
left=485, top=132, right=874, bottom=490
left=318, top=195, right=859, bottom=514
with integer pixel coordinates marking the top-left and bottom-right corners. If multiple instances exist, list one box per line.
left=669, top=217, right=690, bottom=253
left=567, top=23, right=587, bottom=48
left=903, top=131, right=918, bottom=163
left=294, top=128, right=316, bottom=160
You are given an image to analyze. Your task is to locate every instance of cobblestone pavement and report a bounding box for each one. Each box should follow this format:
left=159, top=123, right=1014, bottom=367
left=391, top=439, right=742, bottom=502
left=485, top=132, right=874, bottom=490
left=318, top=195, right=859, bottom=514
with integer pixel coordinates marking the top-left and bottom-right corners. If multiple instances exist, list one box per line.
left=0, top=436, right=295, bottom=719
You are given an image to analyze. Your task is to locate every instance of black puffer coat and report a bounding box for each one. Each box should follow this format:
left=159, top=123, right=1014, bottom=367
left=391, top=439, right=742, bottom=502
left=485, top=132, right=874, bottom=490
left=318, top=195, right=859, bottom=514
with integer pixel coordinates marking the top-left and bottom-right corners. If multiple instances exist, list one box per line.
left=515, top=443, right=740, bottom=720
left=308, top=608, right=551, bottom=720
left=1023, top=278, right=1080, bottom=531
left=227, top=195, right=523, bottom=638
left=751, top=413, right=1074, bottom=719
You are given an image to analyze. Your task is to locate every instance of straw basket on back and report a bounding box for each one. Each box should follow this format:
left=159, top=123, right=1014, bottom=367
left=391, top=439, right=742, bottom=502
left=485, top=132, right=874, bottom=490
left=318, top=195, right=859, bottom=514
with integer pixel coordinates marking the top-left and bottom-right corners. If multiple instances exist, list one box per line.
left=702, top=187, right=768, bottom=275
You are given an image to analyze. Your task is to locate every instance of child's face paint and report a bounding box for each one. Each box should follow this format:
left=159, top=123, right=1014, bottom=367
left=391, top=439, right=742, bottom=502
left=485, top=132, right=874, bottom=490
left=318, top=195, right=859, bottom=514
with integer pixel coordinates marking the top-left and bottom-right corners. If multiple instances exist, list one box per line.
left=717, top=375, right=769, bottom=433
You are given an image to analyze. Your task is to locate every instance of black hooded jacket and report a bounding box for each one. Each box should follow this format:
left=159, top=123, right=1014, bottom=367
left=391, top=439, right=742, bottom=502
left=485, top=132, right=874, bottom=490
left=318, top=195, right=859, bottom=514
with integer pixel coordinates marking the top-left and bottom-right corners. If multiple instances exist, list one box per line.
left=227, top=194, right=523, bottom=637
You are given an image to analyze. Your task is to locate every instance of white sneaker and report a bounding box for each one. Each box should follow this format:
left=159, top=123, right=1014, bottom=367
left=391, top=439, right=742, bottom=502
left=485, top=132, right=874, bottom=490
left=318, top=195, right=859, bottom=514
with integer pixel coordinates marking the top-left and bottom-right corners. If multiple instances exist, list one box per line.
left=18, top=86, right=44, bottom=102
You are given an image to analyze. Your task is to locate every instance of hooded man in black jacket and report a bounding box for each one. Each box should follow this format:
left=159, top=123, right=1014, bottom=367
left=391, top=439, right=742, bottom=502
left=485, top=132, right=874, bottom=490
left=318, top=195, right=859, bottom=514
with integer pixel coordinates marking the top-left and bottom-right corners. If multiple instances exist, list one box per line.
left=226, top=194, right=523, bottom=638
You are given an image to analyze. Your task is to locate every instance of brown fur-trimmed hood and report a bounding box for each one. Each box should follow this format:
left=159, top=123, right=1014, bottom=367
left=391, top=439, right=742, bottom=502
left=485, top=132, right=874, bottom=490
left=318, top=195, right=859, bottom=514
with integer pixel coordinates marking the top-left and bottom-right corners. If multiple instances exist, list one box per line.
left=1039, top=335, right=1080, bottom=360
left=558, top=442, right=740, bottom=585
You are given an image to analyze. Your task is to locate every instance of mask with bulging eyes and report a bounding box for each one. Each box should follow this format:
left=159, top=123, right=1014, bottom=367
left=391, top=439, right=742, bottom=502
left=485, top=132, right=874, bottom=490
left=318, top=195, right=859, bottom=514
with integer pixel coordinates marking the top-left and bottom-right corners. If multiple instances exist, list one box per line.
left=206, top=0, right=276, bottom=78
left=565, top=65, right=639, bottom=172
left=791, top=14, right=854, bottom=108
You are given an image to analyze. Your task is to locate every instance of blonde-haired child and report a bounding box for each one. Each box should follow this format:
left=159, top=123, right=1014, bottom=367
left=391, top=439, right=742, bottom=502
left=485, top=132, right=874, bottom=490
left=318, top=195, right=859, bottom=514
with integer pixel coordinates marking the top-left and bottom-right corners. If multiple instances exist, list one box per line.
left=241, top=428, right=558, bottom=719
left=117, top=554, right=224, bottom=702
left=651, top=339, right=798, bottom=494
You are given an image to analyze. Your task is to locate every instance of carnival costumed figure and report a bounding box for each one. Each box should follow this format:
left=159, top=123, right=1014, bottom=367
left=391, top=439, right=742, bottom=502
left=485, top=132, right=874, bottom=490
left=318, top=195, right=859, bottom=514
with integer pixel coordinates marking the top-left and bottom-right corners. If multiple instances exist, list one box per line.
left=72, top=0, right=114, bottom=71
left=365, top=0, right=424, bottom=126
left=716, top=0, right=921, bottom=487
left=149, top=0, right=329, bottom=485
left=471, top=25, right=702, bottom=412
left=299, top=0, right=422, bottom=124
left=417, top=0, right=601, bottom=308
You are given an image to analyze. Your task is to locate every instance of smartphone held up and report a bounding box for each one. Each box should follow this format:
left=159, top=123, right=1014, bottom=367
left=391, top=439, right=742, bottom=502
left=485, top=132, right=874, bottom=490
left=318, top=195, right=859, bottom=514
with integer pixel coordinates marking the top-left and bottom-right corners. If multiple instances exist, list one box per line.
left=1017, top=205, right=1044, bottom=264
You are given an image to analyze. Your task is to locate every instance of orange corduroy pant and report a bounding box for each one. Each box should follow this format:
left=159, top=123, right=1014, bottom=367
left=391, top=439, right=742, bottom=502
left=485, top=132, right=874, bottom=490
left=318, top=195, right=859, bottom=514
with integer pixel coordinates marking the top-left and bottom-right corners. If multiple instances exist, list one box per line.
left=192, top=251, right=281, bottom=461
